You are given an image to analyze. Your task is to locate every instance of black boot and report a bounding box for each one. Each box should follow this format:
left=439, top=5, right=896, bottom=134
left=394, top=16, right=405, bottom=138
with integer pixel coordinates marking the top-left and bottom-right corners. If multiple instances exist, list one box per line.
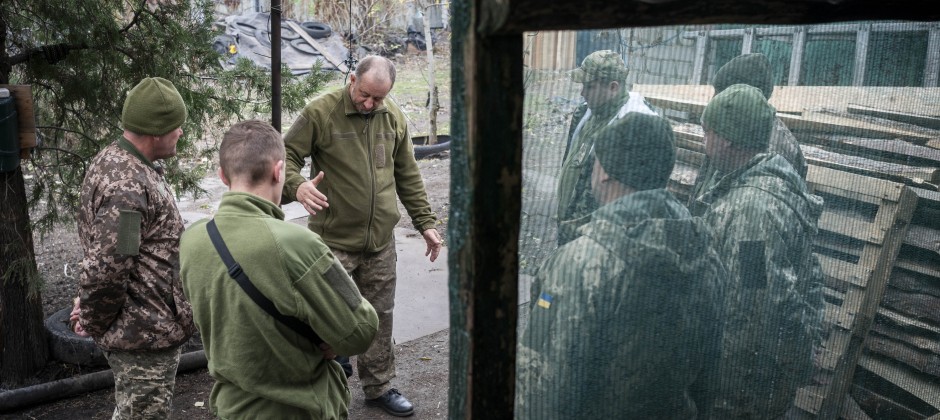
left=365, top=388, right=415, bottom=417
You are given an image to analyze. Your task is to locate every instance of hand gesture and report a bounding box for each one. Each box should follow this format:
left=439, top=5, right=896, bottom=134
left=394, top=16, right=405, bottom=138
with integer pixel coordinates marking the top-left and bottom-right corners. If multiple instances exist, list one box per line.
left=422, top=228, right=443, bottom=262
left=297, top=171, right=329, bottom=216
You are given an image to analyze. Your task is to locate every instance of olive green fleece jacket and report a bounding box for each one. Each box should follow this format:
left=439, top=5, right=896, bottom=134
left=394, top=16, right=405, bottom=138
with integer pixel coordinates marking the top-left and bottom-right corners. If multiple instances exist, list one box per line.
left=283, top=84, right=437, bottom=253
left=180, top=192, right=379, bottom=419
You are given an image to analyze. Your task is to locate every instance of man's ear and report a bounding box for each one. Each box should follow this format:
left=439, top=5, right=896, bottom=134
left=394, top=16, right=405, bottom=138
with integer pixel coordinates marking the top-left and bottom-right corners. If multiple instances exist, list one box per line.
left=273, top=160, right=285, bottom=184
left=218, top=167, right=230, bottom=187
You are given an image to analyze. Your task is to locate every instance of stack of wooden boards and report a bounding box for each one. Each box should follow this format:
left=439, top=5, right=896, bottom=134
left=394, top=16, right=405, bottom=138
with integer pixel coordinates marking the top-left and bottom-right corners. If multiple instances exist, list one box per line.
left=636, top=84, right=940, bottom=419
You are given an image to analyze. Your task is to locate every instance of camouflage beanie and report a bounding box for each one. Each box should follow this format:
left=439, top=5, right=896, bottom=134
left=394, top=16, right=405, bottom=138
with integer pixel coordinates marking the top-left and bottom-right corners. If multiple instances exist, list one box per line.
left=122, top=77, right=188, bottom=136
left=594, top=113, right=676, bottom=191
left=570, top=50, right=629, bottom=83
left=712, top=53, right=773, bottom=99
left=702, top=84, right=775, bottom=150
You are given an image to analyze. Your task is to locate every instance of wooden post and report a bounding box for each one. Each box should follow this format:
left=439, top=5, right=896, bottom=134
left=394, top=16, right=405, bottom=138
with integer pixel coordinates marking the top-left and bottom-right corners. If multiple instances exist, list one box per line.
left=741, top=27, right=755, bottom=54
left=853, top=23, right=871, bottom=86
left=449, top=1, right=523, bottom=418
left=788, top=26, right=806, bottom=86
left=925, top=24, right=940, bottom=87
left=691, top=31, right=708, bottom=84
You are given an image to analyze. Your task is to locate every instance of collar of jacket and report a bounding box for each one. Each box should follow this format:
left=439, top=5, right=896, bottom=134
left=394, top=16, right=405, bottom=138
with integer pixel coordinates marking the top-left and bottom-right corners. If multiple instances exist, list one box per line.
left=591, top=91, right=631, bottom=122
left=342, top=83, right=391, bottom=117
left=577, top=188, right=713, bottom=260
left=698, top=152, right=823, bottom=225
left=217, top=191, right=286, bottom=221
left=117, top=137, right=157, bottom=171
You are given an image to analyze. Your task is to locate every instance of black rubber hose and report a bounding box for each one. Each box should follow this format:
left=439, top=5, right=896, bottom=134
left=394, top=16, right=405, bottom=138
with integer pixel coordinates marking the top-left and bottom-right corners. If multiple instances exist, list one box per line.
left=0, top=350, right=207, bottom=412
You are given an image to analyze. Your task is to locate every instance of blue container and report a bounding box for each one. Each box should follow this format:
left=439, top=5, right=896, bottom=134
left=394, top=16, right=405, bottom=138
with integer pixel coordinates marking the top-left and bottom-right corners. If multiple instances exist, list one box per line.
left=0, top=89, right=19, bottom=172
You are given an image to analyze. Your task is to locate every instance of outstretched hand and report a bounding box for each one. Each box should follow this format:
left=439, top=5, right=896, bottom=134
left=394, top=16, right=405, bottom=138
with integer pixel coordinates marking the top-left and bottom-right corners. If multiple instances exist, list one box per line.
left=297, top=171, right=329, bottom=216
left=69, top=297, right=90, bottom=337
left=422, top=228, right=443, bottom=262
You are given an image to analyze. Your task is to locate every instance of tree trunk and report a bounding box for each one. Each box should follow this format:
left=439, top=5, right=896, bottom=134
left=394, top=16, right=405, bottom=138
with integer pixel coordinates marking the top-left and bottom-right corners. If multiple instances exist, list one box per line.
left=422, top=2, right=440, bottom=145
left=0, top=166, right=48, bottom=387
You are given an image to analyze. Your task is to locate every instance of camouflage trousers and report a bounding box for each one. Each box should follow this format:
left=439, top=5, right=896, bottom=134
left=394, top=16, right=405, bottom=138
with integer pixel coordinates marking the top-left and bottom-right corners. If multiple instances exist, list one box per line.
left=104, top=346, right=181, bottom=420
left=332, top=240, right=398, bottom=400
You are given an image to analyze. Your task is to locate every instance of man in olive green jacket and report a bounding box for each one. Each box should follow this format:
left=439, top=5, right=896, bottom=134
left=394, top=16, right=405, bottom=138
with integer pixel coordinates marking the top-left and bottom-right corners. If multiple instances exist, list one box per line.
left=282, top=55, right=441, bottom=416
left=181, top=120, right=379, bottom=419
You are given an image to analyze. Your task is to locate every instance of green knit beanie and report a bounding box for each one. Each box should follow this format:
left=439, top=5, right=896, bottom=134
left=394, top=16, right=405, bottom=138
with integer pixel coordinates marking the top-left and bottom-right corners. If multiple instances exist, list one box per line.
left=701, top=84, right=775, bottom=150
left=712, top=53, right=773, bottom=99
left=122, top=77, right=187, bottom=135
left=594, top=113, right=676, bottom=191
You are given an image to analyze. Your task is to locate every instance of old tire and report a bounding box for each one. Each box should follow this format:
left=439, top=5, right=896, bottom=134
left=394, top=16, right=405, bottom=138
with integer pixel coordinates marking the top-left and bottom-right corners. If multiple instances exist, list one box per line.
left=44, top=307, right=107, bottom=367
left=412, top=135, right=451, bottom=159
left=300, top=21, right=332, bottom=39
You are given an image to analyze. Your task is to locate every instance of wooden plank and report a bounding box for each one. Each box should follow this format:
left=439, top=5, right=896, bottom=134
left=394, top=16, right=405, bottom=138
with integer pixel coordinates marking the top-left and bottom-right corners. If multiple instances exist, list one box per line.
left=808, top=165, right=907, bottom=203
left=880, top=287, right=940, bottom=326
left=858, top=354, right=940, bottom=410
left=639, top=94, right=935, bottom=143
left=818, top=254, right=869, bottom=288
left=0, top=85, right=37, bottom=153
left=871, top=317, right=940, bottom=355
left=894, top=254, right=940, bottom=279
left=903, top=224, right=940, bottom=256
left=633, top=85, right=940, bottom=118
left=866, top=334, right=940, bottom=377
left=877, top=306, right=940, bottom=336
left=813, top=184, right=917, bottom=418
left=848, top=104, right=940, bottom=130
left=889, top=266, right=940, bottom=299
left=675, top=147, right=704, bottom=167
left=804, top=145, right=940, bottom=190
left=852, top=382, right=933, bottom=420
left=782, top=112, right=934, bottom=144
left=284, top=21, right=349, bottom=74
left=818, top=211, right=883, bottom=245
left=800, top=135, right=940, bottom=168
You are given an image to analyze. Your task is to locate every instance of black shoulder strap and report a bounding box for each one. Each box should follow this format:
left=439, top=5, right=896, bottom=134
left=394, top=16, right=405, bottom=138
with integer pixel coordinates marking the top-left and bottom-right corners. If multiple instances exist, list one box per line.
left=206, top=219, right=325, bottom=346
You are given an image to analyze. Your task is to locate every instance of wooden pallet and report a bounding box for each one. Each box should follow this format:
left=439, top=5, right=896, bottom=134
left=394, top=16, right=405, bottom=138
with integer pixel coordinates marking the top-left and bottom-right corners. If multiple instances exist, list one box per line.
left=794, top=165, right=918, bottom=418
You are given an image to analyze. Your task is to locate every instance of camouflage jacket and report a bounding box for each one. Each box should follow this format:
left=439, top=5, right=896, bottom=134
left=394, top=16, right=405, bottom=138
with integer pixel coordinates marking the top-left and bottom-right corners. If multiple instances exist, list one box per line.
left=517, top=189, right=727, bottom=419
left=689, top=116, right=807, bottom=208
left=555, top=92, right=656, bottom=245
left=690, top=153, right=825, bottom=418
left=77, top=139, right=194, bottom=351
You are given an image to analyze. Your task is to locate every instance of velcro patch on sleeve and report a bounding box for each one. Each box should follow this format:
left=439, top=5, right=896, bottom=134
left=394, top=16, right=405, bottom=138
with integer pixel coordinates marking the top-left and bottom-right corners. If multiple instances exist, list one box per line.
left=324, top=259, right=363, bottom=310
left=116, top=210, right=142, bottom=256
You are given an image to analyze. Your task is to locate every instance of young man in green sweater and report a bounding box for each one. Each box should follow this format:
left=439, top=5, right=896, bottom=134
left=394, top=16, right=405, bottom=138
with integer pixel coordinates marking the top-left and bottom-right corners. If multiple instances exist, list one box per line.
left=180, top=120, right=379, bottom=419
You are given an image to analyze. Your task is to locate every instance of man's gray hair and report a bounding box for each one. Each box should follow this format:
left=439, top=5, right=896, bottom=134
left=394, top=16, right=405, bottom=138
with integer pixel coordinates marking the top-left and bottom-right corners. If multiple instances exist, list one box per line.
left=355, top=55, right=396, bottom=86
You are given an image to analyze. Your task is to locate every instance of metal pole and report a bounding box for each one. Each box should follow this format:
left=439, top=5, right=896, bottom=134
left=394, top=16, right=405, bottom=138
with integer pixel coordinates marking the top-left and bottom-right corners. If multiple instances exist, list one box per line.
left=272, top=0, right=282, bottom=132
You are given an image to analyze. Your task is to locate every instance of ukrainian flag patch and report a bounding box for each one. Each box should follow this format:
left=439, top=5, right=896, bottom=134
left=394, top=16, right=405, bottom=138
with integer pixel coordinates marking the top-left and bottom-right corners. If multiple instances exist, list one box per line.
left=536, top=292, right=553, bottom=309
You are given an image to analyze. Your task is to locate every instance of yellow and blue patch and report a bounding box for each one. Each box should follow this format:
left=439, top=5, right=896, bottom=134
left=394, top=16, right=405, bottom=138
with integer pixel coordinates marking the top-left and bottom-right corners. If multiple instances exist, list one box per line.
left=536, top=292, right=553, bottom=309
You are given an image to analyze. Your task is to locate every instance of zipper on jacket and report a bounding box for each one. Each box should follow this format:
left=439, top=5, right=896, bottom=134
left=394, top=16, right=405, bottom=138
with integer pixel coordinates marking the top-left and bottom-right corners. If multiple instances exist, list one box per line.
left=364, top=113, right=376, bottom=252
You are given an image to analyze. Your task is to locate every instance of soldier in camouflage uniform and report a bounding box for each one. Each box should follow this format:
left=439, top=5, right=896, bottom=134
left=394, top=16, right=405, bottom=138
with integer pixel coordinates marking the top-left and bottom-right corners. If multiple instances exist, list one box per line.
left=556, top=49, right=657, bottom=245
left=74, top=77, right=194, bottom=419
left=691, top=84, right=825, bottom=419
left=518, top=113, right=727, bottom=419
left=689, top=53, right=808, bottom=208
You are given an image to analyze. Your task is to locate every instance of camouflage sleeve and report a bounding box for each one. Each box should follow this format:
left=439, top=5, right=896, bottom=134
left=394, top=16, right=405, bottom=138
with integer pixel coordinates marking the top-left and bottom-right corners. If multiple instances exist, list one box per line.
left=78, top=179, right=149, bottom=337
